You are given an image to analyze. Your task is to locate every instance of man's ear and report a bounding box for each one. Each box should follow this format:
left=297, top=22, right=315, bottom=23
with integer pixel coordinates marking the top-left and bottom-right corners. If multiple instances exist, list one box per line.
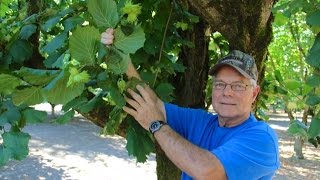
left=252, top=86, right=260, bottom=101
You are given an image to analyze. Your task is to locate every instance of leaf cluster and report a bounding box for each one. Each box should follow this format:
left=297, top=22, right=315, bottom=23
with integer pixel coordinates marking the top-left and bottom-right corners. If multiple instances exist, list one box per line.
left=0, top=0, right=199, bottom=164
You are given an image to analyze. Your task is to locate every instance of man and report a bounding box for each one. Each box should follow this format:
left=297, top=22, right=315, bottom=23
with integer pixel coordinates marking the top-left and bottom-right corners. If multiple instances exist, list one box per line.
left=101, top=29, right=280, bottom=179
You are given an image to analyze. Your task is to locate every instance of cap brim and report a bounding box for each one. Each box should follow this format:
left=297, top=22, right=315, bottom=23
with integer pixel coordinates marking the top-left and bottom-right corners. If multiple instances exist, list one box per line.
left=209, top=63, right=252, bottom=79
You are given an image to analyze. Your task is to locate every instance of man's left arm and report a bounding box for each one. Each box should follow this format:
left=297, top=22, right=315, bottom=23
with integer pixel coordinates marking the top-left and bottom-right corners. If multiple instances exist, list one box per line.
left=123, top=84, right=227, bottom=179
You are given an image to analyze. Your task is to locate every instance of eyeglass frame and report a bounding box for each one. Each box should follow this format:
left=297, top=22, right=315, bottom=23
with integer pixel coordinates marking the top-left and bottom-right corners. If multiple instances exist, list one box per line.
left=212, top=81, right=254, bottom=91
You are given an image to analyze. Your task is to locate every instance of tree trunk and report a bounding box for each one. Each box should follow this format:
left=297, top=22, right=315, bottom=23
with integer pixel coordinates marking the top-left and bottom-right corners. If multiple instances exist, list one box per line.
left=180, top=0, right=276, bottom=112
left=26, top=0, right=45, bottom=69
left=294, top=137, right=304, bottom=159
left=154, top=16, right=210, bottom=180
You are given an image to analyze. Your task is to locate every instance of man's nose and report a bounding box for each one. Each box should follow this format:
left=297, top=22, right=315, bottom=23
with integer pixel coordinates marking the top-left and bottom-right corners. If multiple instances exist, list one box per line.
left=223, top=84, right=233, bottom=95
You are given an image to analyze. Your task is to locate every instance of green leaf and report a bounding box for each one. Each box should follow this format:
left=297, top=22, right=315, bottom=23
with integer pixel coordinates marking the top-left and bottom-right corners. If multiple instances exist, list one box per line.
left=44, top=50, right=69, bottom=68
left=125, top=118, right=154, bottom=163
left=155, top=83, right=175, bottom=102
left=306, top=10, right=320, bottom=26
left=69, top=26, right=100, bottom=66
left=114, top=25, right=146, bottom=54
left=56, top=110, right=75, bottom=124
left=305, top=94, right=320, bottom=106
left=283, top=79, right=300, bottom=90
left=103, top=106, right=126, bottom=135
left=62, top=96, right=88, bottom=112
left=3, top=132, right=30, bottom=160
left=287, top=120, right=308, bottom=140
left=274, top=85, right=288, bottom=95
left=274, top=70, right=284, bottom=83
left=79, top=94, right=103, bottom=113
left=16, top=67, right=60, bottom=86
left=301, top=84, right=313, bottom=96
left=63, top=16, right=84, bottom=32
left=87, top=0, right=119, bottom=28
left=22, top=108, right=47, bottom=124
left=273, top=12, right=289, bottom=26
left=306, top=35, right=320, bottom=68
left=9, top=40, right=33, bottom=63
left=106, top=49, right=130, bottom=75
left=0, top=146, right=11, bottom=167
left=42, top=32, right=68, bottom=54
left=0, top=74, right=22, bottom=95
left=109, top=86, right=126, bottom=107
left=12, top=86, right=45, bottom=106
left=45, top=71, right=85, bottom=104
left=308, top=114, right=320, bottom=138
left=41, top=16, right=61, bottom=32
left=306, top=74, right=320, bottom=87
left=0, top=100, right=21, bottom=126
left=19, top=24, right=37, bottom=40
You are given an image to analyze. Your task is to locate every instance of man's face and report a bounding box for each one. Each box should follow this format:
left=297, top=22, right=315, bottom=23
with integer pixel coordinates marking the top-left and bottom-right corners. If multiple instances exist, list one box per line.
left=212, top=66, right=260, bottom=124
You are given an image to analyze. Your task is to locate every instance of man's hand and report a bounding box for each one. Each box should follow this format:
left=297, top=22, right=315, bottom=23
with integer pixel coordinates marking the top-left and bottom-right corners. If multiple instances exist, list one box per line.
left=101, top=28, right=114, bottom=45
left=123, top=84, right=165, bottom=130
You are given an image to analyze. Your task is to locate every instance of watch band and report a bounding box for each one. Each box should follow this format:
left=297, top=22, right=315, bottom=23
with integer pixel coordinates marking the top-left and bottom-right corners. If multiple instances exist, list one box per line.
left=149, top=121, right=167, bottom=134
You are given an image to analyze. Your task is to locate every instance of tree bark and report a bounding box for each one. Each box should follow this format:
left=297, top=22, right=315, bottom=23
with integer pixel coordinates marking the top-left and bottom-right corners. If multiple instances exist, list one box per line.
left=156, top=1, right=276, bottom=179
left=26, top=0, right=45, bottom=69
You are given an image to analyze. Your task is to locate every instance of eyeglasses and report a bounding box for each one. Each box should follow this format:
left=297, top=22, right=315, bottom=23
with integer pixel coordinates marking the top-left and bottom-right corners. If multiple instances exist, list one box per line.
left=213, top=82, right=253, bottom=91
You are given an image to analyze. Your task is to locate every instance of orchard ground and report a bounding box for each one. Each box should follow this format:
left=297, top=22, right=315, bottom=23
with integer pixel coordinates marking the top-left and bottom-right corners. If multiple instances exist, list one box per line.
left=0, top=103, right=319, bottom=180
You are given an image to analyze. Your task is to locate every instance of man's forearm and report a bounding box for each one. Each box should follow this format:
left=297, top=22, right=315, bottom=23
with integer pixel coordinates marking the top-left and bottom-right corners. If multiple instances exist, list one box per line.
left=126, top=62, right=141, bottom=80
left=154, top=125, right=226, bottom=179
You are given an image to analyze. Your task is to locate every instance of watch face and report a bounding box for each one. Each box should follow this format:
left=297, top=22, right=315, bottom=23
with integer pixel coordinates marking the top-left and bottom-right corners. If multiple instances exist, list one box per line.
left=150, top=121, right=160, bottom=132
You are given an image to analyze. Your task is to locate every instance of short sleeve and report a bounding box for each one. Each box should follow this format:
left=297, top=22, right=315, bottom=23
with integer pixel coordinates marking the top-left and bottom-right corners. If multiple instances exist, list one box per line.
left=211, top=126, right=280, bottom=180
left=164, top=103, right=215, bottom=141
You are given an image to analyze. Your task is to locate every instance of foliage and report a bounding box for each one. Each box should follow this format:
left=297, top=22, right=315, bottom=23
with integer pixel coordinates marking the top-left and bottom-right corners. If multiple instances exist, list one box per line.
left=269, top=0, right=320, bottom=147
left=0, top=0, right=197, bottom=165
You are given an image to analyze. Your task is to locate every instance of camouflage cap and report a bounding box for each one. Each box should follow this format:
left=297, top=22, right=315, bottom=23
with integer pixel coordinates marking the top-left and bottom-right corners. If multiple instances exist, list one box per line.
left=209, top=50, right=258, bottom=81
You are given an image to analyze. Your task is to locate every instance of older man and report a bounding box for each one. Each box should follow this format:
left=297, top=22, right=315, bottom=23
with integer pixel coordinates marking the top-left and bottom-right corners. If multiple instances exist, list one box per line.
left=101, top=30, right=280, bottom=179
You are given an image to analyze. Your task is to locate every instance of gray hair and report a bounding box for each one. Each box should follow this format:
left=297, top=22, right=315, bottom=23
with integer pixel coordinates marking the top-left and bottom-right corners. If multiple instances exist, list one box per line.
left=250, top=78, right=257, bottom=87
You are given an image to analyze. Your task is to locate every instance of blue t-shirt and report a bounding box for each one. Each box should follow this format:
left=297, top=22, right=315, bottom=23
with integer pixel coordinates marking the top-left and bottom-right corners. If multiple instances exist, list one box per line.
left=165, top=103, right=280, bottom=180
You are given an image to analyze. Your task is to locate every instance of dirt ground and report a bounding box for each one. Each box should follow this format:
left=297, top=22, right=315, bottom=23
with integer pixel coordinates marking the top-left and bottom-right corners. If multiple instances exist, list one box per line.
left=269, top=113, right=320, bottom=180
left=0, top=104, right=319, bottom=179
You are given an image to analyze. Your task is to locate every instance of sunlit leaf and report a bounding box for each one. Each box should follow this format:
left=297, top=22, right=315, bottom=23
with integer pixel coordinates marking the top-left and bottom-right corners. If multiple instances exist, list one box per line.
left=69, top=26, right=100, bottom=66
left=114, top=25, right=146, bottom=54
left=0, top=74, right=22, bottom=95
left=12, top=86, right=45, bottom=106
left=45, top=70, right=85, bottom=104
left=283, top=79, right=300, bottom=90
left=16, top=67, right=59, bottom=86
left=88, top=0, right=119, bottom=28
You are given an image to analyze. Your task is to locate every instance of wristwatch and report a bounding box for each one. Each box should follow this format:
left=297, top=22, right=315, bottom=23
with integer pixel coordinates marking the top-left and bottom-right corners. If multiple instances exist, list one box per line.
left=149, top=121, right=167, bottom=135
